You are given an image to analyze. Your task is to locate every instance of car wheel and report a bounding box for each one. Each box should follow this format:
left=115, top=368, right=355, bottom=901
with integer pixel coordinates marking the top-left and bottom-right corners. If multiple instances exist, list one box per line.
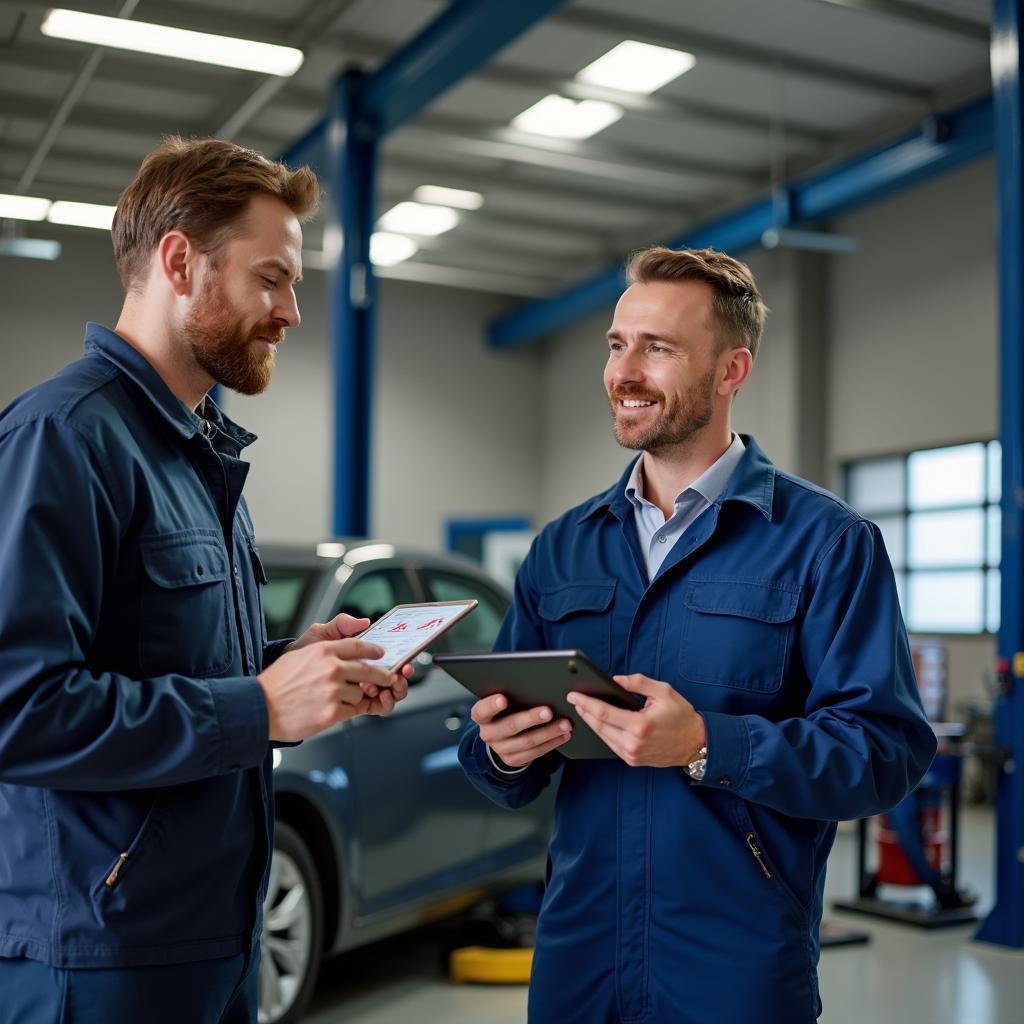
left=258, top=820, right=324, bottom=1024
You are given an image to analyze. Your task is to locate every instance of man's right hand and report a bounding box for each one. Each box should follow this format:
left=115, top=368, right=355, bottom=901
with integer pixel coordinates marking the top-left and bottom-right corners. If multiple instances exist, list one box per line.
left=257, top=639, right=403, bottom=742
left=471, top=694, right=572, bottom=769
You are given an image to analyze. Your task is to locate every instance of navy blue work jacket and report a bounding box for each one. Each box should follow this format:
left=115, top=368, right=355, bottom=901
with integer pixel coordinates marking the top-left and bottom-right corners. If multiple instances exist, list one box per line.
left=459, top=438, right=936, bottom=1024
left=0, top=324, right=286, bottom=967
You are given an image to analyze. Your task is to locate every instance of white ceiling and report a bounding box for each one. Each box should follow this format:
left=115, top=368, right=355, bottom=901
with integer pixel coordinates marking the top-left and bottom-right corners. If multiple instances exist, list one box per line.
left=0, top=0, right=993, bottom=296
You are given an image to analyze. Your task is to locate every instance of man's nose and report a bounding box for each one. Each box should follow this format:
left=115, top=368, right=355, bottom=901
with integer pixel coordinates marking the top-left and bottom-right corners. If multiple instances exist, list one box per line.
left=610, top=348, right=644, bottom=387
left=276, top=289, right=300, bottom=329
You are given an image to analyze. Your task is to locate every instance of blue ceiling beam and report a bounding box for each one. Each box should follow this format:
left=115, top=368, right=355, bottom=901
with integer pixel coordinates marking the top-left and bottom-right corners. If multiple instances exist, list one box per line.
left=488, top=93, right=995, bottom=350
left=280, top=0, right=567, bottom=173
left=363, top=0, right=569, bottom=136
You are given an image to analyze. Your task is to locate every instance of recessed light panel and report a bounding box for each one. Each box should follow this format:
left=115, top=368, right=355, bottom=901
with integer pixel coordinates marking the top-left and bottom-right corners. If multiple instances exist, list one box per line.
left=577, top=40, right=696, bottom=95
left=511, top=95, right=623, bottom=140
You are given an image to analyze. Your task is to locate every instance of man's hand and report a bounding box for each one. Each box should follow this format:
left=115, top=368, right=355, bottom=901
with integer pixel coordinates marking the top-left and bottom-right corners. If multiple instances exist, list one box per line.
left=283, top=611, right=413, bottom=704
left=471, top=694, right=572, bottom=769
left=285, top=612, right=371, bottom=653
left=257, top=637, right=410, bottom=742
left=567, top=674, right=705, bottom=768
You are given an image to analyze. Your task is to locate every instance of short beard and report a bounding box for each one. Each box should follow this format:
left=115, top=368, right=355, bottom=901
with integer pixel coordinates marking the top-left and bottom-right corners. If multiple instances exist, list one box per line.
left=184, top=277, right=283, bottom=397
left=608, top=365, right=716, bottom=454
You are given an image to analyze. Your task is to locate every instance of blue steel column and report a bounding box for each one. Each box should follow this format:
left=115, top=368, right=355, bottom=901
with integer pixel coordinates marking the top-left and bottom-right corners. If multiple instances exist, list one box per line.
left=977, top=0, right=1024, bottom=949
left=328, top=70, right=377, bottom=538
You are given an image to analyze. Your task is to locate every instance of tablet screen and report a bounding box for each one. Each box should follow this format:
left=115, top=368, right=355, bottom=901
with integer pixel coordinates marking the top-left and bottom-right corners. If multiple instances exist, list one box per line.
left=359, top=600, right=477, bottom=671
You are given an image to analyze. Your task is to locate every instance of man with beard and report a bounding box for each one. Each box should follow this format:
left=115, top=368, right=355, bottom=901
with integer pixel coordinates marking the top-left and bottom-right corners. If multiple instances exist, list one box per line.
left=458, top=247, right=936, bottom=1023
left=0, top=137, right=410, bottom=1023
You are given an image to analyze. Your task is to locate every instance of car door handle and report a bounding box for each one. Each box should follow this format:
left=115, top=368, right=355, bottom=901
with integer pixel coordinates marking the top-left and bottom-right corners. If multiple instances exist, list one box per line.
left=444, top=711, right=465, bottom=732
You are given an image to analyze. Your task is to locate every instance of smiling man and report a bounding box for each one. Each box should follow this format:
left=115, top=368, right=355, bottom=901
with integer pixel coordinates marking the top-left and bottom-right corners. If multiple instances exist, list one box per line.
left=459, top=246, right=937, bottom=1023
left=0, top=138, right=409, bottom=1024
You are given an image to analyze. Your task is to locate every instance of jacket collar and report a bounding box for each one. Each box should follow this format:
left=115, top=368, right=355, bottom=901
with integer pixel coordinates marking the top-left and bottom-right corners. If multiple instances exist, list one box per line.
left=577, top=433, right=775, bottom=525
left=84, top=322, right=256, bottom=451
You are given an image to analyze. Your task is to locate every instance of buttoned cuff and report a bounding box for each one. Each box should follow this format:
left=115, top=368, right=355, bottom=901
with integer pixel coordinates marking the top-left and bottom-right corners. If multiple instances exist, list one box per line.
left=486, top=744, right=530, bottom=775
left=210, top=675, right=270, bottom=773
left=692, top=710, right=751, bottom=790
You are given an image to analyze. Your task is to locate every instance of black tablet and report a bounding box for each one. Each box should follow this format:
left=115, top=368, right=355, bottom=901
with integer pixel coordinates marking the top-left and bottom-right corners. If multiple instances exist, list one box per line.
left=433, top=649, right=641, bottom=760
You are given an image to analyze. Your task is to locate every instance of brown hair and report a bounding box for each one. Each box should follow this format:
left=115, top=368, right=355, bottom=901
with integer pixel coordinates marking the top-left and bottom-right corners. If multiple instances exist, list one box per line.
left=625, top=246, right=767, bottom=360
left=112, top=136, right=320, bottom=291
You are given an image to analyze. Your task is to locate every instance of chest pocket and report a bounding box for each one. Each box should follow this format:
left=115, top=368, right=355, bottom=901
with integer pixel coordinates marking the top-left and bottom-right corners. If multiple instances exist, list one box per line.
left=679, top=578, right=800, bottom=693
left=537, top=580, right=616, bottom=671
left=139, top=532, right=233, bottom=678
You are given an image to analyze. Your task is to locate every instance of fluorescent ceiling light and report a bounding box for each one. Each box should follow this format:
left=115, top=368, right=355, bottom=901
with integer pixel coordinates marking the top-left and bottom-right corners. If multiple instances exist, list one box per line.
left=48, top=200, right=117, bottom=230
left=378, top=202, right=459, bottom=237
left=313, top=229, right=418, bottom=269
left=40, top=9, right=304, bottom=76
left=0, top=193, right=51, bottom=221
left=413, top=185, right=484, bottom=210
left=577, top=41, right=696, bottom=95
left=511, top=94, right=623, bottom=140
left=370, top=232, right=417, bottom=267
left=0, top=238, right=62, bottom=260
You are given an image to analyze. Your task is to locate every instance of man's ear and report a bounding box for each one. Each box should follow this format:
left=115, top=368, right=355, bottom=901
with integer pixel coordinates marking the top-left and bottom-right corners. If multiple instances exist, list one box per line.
left=155, top=230, right=194, bottom=297
left=717, top=346, right=753, bottom=398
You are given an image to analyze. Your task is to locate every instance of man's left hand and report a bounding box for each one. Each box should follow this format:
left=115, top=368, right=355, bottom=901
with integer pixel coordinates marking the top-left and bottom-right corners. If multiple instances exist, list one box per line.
left=286, top=613, right=413, bottom=713
left=567, top=674, right=705, bottom=768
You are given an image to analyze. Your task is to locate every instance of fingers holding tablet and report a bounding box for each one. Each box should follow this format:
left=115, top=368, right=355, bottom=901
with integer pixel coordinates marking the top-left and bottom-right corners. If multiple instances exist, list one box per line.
left=471, top=695, right=572, bottom=768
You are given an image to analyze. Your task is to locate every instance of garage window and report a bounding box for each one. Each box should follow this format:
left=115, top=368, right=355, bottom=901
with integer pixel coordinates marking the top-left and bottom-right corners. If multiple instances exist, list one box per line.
left=844, top=440, right=1001, bottom=635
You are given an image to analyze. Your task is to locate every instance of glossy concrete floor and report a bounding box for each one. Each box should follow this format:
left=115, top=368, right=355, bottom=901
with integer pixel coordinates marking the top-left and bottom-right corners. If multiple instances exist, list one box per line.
left=305, top=806, right=1024, bottom=1024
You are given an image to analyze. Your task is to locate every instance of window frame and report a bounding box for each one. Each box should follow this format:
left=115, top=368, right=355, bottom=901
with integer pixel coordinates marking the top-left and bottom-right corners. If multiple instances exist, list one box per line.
left=842, top=437, right=1001, bottom=636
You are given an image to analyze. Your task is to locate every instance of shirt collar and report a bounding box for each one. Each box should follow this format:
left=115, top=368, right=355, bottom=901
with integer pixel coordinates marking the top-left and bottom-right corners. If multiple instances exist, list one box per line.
left=84, top=322, right=257, bottom=450
left=624, top=433, right=746, bottom=511
left=579, top=432, right=776, bottom=525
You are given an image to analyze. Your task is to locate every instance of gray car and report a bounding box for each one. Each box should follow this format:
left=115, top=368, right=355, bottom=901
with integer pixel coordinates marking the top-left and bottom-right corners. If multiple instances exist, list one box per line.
left=257, top=540, right=554, bottom=1024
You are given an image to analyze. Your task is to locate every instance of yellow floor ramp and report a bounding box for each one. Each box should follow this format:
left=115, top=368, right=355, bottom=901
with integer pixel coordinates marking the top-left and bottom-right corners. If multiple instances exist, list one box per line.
left=449, top=945, right=533, bottom=984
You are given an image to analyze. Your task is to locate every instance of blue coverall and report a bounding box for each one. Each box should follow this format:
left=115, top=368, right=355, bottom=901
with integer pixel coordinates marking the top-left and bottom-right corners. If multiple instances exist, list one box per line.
left=460, top=438, right=936, bottom=1024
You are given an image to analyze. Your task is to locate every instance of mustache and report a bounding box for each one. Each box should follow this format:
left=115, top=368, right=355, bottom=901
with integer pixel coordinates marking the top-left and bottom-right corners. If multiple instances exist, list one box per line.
left=608, top=386, right=663, bottom=403
left=251, top=325, right=285, bottom=346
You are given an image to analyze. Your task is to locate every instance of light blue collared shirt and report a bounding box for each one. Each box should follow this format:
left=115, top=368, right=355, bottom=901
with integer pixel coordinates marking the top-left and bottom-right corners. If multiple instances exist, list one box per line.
left=625, top=433, right=746, bottom=582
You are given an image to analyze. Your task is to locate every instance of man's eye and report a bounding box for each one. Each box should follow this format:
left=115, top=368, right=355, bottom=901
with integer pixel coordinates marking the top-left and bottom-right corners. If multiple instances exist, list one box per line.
left=261, top=276, right=277, bottom=288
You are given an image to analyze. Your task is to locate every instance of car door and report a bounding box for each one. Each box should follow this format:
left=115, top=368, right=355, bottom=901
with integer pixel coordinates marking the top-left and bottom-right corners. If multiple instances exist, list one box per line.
left=420, top=567, right=556, bottom=867
left=336, top=562, right=487, bottom=916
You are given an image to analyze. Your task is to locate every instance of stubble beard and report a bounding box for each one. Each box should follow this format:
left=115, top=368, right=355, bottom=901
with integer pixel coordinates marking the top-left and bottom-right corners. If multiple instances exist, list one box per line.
left=608, top=365, right=717, bottom=455
left=184, top=276, right=284, bottom=397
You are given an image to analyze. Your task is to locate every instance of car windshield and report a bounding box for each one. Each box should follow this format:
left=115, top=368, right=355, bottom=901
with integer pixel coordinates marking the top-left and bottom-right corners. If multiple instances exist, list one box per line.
left=262, top=567, right=320, bottom=641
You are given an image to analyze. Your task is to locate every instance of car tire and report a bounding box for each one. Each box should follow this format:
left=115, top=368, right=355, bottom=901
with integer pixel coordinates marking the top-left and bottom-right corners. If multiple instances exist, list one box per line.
left=259, top=820, right=324, bottom=1024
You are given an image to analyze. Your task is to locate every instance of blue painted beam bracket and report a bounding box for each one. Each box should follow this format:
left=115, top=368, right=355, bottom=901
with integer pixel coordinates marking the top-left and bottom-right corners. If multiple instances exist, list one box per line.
left=976, top=0, right=1024, bottom=950
left=329, top=70, right=378, bottom=538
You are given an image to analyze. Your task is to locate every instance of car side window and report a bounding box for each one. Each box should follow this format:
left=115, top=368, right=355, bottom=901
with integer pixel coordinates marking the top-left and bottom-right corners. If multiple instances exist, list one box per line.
left=421, top=571, right=508, bottom=653
left=334, top=568, right=416, bottom=624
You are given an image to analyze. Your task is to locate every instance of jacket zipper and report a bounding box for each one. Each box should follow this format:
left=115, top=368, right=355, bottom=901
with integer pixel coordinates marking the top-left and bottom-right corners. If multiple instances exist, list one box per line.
left=745, top=832, right=772, bottom=880
left=105, top=852, right=129, bottom=888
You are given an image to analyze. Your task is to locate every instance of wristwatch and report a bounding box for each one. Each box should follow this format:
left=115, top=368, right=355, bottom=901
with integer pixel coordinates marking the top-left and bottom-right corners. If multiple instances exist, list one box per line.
left=684, top=745, right=708, bottom=781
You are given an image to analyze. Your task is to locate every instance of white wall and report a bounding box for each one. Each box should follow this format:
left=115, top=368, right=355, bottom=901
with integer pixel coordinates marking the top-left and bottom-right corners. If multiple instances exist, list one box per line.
left=1, top=232, right=543, bottom=553
left=225, top=275, right=542, bottom=549
left=3, top=234, right=125, bottom=400
left=829, top=159, right=997, bottom=461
